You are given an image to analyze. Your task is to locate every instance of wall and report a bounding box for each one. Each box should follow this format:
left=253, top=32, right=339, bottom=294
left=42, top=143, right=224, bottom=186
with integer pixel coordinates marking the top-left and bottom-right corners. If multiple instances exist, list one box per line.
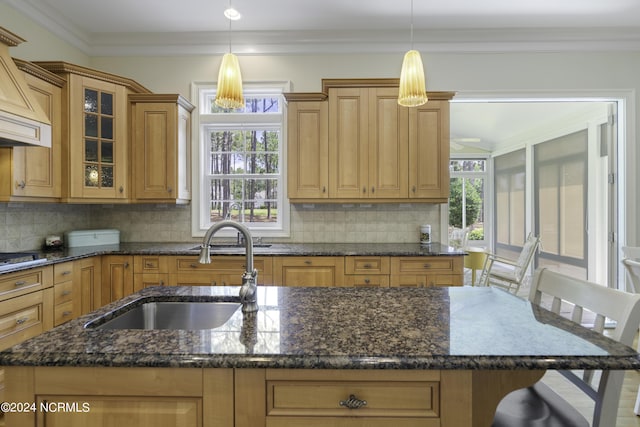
left=1, top=5, right=639, bottom=250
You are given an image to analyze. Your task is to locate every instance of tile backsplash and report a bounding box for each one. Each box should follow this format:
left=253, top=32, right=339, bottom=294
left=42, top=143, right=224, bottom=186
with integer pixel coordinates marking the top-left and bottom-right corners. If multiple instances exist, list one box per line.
left=0, top=202, right=441, bottom=250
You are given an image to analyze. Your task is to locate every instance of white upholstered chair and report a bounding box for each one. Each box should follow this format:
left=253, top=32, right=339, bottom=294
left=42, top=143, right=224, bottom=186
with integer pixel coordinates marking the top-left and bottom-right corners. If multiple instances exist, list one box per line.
left=621, top=256, right=640, bottom=414
left=479, top=232, right=540, bottom=294
left=493, top=267, right=640, bottom=427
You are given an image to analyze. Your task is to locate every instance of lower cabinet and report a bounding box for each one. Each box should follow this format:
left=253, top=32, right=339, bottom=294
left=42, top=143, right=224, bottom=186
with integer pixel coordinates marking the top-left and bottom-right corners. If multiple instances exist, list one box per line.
left=168, top=256, right=274, bottom=286
left=236, top=369, right=451, bottom=427
left=344, top=256, right=390, bottom=287
left=273, top=257, right=345, bottom=287
left=76, top=257, right=101, bottom=315
left=5, top=367, right=234, bottom=427
left=390, top=257, right=464, bottom=288
left=101, top=256, right=134, bottom=306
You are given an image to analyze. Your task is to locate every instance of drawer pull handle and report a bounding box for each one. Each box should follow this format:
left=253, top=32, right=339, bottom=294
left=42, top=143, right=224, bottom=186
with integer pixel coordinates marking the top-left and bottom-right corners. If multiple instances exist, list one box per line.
left=61, top=290, right=72, bottom=296
left=145, top=262, right=155, bottom=268
left=304, top=260, right=312, bottom=265
left=423, top=263, right=431, bottom=268
left=363, top=263, right=372, bottom=269
left=62, top=270, right=72, bottom=275
left=14, top=280, right=27, bottom=287
left=190, top=263, right=198, bottom=268
left=15, top=317, right=29, bottom=325
left=340, top=395, right=367, bottom=410
left=364, top=278, right=370, bottom=284
left=62, top=311, right=72, bottom=317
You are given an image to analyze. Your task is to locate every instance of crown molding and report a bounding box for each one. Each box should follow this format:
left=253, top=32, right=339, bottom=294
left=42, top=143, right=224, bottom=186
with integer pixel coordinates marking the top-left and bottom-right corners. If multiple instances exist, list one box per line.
left=8, top=0, right=640, bottom=57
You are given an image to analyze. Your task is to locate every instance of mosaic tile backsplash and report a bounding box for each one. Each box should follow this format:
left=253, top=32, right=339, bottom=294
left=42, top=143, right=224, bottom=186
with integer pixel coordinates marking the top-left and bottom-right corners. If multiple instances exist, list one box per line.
left=0, top=202, right=441, bottom=251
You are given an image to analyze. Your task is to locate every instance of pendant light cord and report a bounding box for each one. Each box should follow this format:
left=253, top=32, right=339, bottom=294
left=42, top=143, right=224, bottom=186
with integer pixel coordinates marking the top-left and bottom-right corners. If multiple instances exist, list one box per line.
left=410, top=0, right=414, bottom=50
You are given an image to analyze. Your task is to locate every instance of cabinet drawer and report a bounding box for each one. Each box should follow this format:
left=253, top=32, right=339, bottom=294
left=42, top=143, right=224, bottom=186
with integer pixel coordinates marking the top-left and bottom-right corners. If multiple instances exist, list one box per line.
left=133, top=256, right=169, bottom=274
left=0, top=267, right=52, bottom=302
left=390, top=274, right=463, bottom=288
left=266, top=371, right=440, bottom=420
left=344, top=275, right=389, bottom=287
left=54, top=281, right=74, bottom=304
left=391, top=257, right=456, bottom=274
left=53, top=262, right=74, bottom=283
left=171, top=256, right=272, bottom=275
left=345, top=257, right=389, bottom=275
left=54, top=300, right=75, bottom=326
left=0, top=289, right=53, bottom=351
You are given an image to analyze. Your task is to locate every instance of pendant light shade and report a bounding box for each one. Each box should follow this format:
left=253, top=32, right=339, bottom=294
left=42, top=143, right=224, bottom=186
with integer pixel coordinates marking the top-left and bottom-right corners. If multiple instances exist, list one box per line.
left=215, top=52, right=244, bottom=109
left=398, top=49, right=428, bottom=107
left=398, top=0, right=427, bottom=107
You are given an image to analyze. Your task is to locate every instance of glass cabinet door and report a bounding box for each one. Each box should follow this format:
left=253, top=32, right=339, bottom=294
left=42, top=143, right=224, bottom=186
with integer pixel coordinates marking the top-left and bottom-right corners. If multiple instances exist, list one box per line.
left=83, top=88, right=115, bottom=189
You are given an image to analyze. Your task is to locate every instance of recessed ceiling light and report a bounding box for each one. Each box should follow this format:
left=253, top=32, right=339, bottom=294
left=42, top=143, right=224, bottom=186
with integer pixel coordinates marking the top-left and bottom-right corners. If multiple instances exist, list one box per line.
left=224, top=7, right=241, bottom=20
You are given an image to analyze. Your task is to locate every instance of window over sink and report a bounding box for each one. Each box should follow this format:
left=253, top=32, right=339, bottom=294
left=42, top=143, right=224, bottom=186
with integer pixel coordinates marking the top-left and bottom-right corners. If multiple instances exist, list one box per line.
left=193, top=82, right=291, bottom=237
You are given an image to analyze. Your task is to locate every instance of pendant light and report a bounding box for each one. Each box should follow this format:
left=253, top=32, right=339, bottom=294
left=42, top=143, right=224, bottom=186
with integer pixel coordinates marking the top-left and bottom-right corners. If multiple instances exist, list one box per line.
left=215, top=2, right=244, bottom=109
left=398, top=0, right=428, bottom=107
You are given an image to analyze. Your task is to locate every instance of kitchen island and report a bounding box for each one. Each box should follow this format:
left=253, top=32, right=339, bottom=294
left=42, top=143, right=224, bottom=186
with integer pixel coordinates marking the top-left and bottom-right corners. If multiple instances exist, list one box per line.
left=1, top=285, right=638, bottom=427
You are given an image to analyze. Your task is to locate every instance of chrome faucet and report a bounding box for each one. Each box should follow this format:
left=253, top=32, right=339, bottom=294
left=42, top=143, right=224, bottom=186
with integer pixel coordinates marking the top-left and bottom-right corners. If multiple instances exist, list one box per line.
left=199, top=220, right=258, bottom=313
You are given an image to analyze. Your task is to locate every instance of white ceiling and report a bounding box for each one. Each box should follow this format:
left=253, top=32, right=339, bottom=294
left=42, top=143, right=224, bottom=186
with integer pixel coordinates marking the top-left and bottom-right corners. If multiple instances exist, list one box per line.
left=4, top=0, right=627, bottom=153
left=7, top=0, right=640, bottom=55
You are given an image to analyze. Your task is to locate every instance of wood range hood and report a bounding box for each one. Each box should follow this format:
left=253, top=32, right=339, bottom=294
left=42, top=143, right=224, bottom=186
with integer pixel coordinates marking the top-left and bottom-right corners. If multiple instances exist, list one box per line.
left=0, top=27, right=51, bottom=148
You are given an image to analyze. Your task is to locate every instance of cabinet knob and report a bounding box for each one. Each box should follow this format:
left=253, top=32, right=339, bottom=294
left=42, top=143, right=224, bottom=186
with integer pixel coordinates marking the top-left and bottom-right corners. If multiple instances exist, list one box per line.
left=159, top=280, right=165, bottom=286
left=168, top=187, right=173, bottom=193
left=362, top=186, right=366, bottom=193
left=339, top=395, right=367, bottom=409
left=371, top=187, right=375, bottom=194
left=124, top=262, right=130, bottom=268
left=412, top=186, right=416, bottom=193
left=322, top=186, right=326, bottom=193
left=119, top=186, right=124, bottom=193
left=364, top=278, right=370, bottom=284
left=211, top=281, right=217, bottom=286
left=16, top=180, right=26, bottom=189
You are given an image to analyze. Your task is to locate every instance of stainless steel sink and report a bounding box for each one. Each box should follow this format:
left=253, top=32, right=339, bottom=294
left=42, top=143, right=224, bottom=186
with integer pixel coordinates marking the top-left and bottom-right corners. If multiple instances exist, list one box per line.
left=88, top=301, right=241, bottom=330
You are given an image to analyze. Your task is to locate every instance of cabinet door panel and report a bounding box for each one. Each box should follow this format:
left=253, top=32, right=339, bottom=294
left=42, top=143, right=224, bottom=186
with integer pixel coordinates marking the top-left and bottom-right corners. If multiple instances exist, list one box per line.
left=288, top=101, right=328, bottom=199
left=38, top=396, right=201, bottom=427
left=409, top=101, right=450, bottom=199
left=329, top=88, right=368, bottom=198
left=101, top=256, right=133, bottom=305
left=274, top=257, right=344, bottom=287
left=368, top=88, right=408, bottom=198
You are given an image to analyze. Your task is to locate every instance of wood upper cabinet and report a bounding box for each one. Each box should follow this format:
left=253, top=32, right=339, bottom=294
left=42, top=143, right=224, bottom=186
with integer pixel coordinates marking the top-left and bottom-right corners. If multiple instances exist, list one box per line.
left=409, top=100, right=451, bottom=200
left=328, top=86, right=408, bottom=199
left=287, top=79, right=453, bottom=203
left=0, top=60, right=64, bottom=201
left=286, top=94, right=329, bottom=199
left=130, top=94, right=195, bottom=204
left=35, top=61, right=151, bottom=203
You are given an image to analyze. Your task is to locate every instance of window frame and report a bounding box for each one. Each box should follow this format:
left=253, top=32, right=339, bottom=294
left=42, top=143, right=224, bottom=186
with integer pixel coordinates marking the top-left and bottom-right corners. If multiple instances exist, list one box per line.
left=448, top=156, right=489, bottom=247
left=191, top=81, right=291, bottom=238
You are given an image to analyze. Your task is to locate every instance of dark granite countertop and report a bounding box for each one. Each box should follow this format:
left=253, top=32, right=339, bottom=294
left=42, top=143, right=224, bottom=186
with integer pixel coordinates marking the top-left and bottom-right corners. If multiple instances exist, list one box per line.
left=0, top=242, right=465, bottom=274
left=1, top=285, right=638, bottom=371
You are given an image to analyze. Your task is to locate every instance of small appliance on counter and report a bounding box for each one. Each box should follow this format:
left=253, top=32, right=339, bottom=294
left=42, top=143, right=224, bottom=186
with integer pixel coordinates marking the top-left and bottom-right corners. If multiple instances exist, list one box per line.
left=65, top=229, right=120, bottom=248
left=43, top=235, right=64, bottom=249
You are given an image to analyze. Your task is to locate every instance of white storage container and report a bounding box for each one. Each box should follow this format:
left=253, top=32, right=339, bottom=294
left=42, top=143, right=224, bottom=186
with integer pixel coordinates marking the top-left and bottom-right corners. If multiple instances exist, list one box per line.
left=65, top=229, right=120, bottom=247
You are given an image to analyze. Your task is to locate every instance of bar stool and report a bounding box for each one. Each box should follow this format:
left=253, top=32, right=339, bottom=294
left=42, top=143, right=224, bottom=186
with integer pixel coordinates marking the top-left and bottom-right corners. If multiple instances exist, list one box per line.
left=464, top=247, right=487, bottom=286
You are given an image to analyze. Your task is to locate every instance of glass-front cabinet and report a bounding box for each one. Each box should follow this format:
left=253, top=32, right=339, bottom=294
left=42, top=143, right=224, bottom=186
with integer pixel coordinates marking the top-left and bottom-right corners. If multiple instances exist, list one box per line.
left=35, top=62, right=149, bottom=202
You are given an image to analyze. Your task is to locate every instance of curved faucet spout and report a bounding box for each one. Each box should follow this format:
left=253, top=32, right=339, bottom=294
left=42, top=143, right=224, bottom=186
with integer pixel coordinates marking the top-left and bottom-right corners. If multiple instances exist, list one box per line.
left=199, top=220, right=257, bottom=312
left=199, top=220, right=254, bottom=272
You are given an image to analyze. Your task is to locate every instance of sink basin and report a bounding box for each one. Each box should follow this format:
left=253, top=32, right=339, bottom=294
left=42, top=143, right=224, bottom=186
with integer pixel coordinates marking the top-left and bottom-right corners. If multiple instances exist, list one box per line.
left=190, top=243, right=272, bottom=250
left=87, top=301, right=241, bottom=330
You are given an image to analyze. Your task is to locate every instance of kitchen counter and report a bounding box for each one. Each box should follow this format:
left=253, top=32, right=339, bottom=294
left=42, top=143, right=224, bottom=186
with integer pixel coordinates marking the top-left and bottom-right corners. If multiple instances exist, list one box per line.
left=1, top=284, right=637, bottom=370
left=0, top=242, right=464, bottom=274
